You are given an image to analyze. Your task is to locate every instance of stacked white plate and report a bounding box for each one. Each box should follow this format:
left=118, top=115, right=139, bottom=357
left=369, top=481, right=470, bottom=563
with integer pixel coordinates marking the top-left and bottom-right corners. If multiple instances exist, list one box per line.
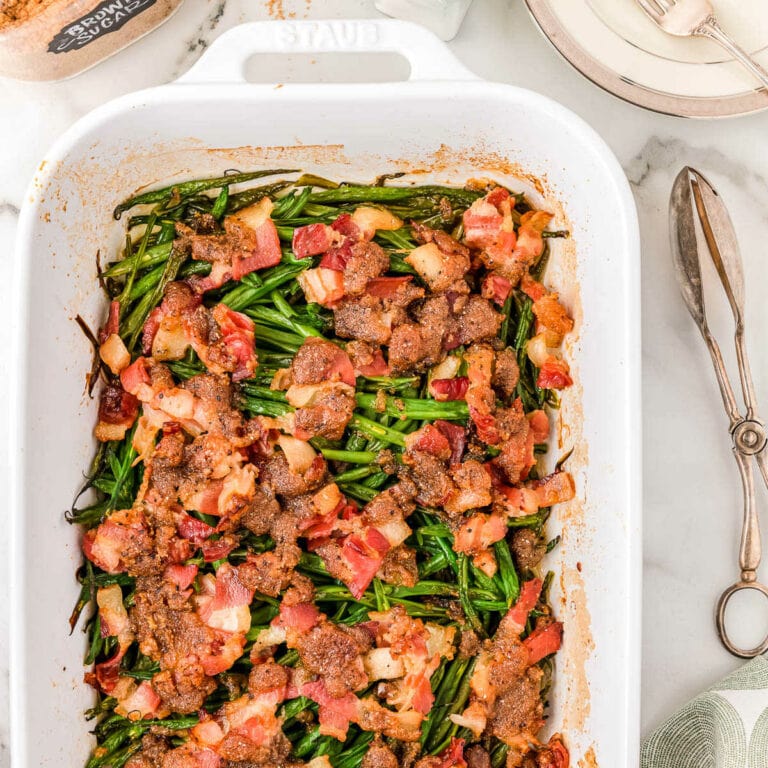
left=525, top=0, right=768, bottom=117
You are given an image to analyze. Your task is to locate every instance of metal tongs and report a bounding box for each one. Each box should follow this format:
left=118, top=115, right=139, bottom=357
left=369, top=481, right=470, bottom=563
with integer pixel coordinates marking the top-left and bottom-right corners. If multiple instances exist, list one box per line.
left=670, top=166, right=768, bottom=658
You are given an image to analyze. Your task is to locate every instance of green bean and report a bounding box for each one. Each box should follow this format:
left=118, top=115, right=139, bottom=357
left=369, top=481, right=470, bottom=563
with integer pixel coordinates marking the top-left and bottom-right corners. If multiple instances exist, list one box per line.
left=114, top=169, right=298, bottom=218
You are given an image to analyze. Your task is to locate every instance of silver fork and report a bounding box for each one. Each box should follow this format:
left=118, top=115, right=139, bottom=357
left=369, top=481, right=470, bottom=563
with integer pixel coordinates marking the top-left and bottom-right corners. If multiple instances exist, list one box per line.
left=636, top=0, right=768, bottom=90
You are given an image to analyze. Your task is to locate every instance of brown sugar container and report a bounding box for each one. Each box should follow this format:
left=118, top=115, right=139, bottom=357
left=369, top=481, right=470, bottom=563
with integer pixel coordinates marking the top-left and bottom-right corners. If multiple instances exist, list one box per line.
left=0, top=0, right=183, bottom=81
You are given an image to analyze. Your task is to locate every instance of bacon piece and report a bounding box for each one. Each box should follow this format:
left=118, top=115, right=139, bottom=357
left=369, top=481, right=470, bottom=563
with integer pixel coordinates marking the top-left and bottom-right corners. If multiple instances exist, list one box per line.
left=99, top=300, right=120, bottom=342
left=83, top=508, right=150, bottom=574
left=351, top=206, right=403, bottom=240
left=358, top=349, right=389, bottom=376
left=196, top=565, right=253, bottom=635
left=94, top=383, right=139, bottom=442
left=292, top=223, right=336, bottom=258
left=519, top=274, right=547, bottom=302
left=505, top=578, right=542, bottom=635
left=481, top=274, right=512, bottom=306
left=528, top=409, right=549, bottom=443
left=429, top=376, right=469, bottom=402
left=201, top=537, right=238, bottom=563
left=438, top=738, right=468, bottom=768
left=289, top=337, right=356, bottom=387
left=297, top=267, right=345, bottom=307
left=529, top=471, right=576, bottom=507
left=453, top=512, right=507, bottom=556
left=275, top=601, right=322, bottom=634
left=229, top=200, right=282, bottom=279
left=114, top=680, right=167, bottom=721
left=301, top=680, right=360, bottom=740
left=433, top=420, right=467, bottom=466
left=405, top=423, right=451, bottom=460
left=365, top=275, right=414, bottom=298
left=99, top=333, right=131, bottom=375
left=464, top=344, right=499, bottom=445
left=538, top=736, right=570, bottom=768
left=120, top=356, right=152, bottom=396
left=177, top=512, right=216, bottom=544
left=165, top=563, right=199, bottom=590
left=537, top=358, right=573, bottom=389
left=463, top=197, right=505, bottom=249
left=331, top=212, right=361, bottom=240
left=211, top=304, right=257, bottom=381
left=524, top=622, right=563, bottom=664
left=343, top=528, right=391, bottom=599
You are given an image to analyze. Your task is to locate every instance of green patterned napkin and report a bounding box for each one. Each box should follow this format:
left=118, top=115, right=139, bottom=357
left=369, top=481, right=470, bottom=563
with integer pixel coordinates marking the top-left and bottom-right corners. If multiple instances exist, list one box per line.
left=642, top=657, right=768, bottom=768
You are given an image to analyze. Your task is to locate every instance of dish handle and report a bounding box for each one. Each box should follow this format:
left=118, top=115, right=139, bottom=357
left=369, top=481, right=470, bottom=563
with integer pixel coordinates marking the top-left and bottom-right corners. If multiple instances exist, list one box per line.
left=176, top=19, right=478, bottom=84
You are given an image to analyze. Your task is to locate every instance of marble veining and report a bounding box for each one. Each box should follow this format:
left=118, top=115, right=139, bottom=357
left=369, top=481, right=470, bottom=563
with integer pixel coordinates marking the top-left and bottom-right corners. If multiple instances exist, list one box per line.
left=3, top=0, right=768, bottom=764
left=172, top=0, right=229, bottom=77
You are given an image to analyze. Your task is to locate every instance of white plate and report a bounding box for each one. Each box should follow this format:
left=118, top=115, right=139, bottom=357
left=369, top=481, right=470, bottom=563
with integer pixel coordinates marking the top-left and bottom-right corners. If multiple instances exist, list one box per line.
left=10, top=19, right=642, bottom=768
left=525, top=0, right=768, bottom=117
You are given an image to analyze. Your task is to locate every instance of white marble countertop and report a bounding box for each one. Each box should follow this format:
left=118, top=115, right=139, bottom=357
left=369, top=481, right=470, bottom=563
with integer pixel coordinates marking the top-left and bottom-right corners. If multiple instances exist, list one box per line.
left=3, top=0, right=768, bottom=763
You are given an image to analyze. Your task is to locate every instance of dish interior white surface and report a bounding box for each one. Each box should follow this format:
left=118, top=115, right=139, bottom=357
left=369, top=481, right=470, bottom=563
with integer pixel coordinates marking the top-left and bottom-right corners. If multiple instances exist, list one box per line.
left=10, top=20, right=642, bottom=768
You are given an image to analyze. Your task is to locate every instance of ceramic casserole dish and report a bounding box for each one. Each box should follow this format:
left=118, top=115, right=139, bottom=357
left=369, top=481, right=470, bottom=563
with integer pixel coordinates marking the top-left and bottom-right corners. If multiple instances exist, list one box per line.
left=10, top=19, right=641, bottom=768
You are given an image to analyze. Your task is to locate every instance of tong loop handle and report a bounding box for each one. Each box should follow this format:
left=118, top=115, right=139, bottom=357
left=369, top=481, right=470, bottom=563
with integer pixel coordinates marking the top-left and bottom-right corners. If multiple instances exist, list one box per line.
left=716, top=581, right=768, bottom=658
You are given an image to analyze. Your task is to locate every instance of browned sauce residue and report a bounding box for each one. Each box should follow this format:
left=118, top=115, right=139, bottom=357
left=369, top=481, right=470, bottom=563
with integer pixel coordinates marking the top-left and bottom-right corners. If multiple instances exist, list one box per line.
left=578, top=746, right=599, bottom=768
left=266, top=0, right=285, bottom=19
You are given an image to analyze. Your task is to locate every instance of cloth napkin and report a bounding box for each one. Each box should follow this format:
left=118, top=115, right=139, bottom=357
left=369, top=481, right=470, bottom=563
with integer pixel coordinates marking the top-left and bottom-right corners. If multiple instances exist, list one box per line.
left=642, top=657, right=768, bottom=768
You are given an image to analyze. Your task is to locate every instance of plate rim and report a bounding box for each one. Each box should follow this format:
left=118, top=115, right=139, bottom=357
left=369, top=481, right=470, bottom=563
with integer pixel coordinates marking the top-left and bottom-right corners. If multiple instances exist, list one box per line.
left=524, top=0, right=768, bottom=119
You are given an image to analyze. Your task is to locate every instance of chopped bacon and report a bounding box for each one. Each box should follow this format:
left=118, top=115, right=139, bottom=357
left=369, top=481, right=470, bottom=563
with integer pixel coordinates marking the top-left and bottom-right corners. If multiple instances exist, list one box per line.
left=99, top=333, right=131, bottom=375
left=165, top=563, right=199, bottom=590
left=528, top=409, right=549, bottom=442
left=319, top=239, right=354, bottom=271
left=537, top=358, right=573, bottom=389
left=331, top=212, right=361, bottom=240
left=519, top=274, right=547, bottom=302
left=538, top=736, right=570, bottom=768
left=357, top=348, right=389, bottom=377
left=120, top=356, right=151, bottom=396
left=114, top=680, right=167, bottom=721
left=439, top=738, right=468, bottom=768
left=481, top=274, right=512, bottom=305
left=230, top=203, right=282, bottom=279
left=463, top=198, right=505, bottom=249
left=513, top=211, right=551, bottom=265
left=94, top=383, right=139, bottom=442
left=524, top=622, right=563, bottom=664
left=530, top=471, right=576, bottom=507
left=433, top=420, right=467, bottom=466
left=99, top=300, right=120, bottom=343
left=300, top=680, right=360, bottom=740
left=297, top=267, right=345, bottom=307
left=429, top=376, right=469, bottom=402
left=177, top=512, right=216, bottom=544
left=211, top=304, right=257, bottom=381
left=196, top=564, right=253, bottom=636
left=83, top=508, right=149, bottom=574
left=505, top=578, right=542, bottom=635
left=365, top=275, right=414, bottom=298
left=404, top=423, right=451, bottom=460
left=453, top=512, right=507, bottom=556
left=292, top=223, right=335, bottom=258
left=275, top=601, right=322, bottom=634
left=343, top=528, right=391, bottom=599
left=350, top=206, right=403, bottom=240
left=201, top=537, right=238, bottom=563
left=464, top=344, right=499, bottom=445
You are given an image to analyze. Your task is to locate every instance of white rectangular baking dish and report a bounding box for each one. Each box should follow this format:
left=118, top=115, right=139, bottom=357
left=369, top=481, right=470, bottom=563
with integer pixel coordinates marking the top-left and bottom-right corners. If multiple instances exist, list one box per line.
left=10, top=19, right=641, bottom=768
